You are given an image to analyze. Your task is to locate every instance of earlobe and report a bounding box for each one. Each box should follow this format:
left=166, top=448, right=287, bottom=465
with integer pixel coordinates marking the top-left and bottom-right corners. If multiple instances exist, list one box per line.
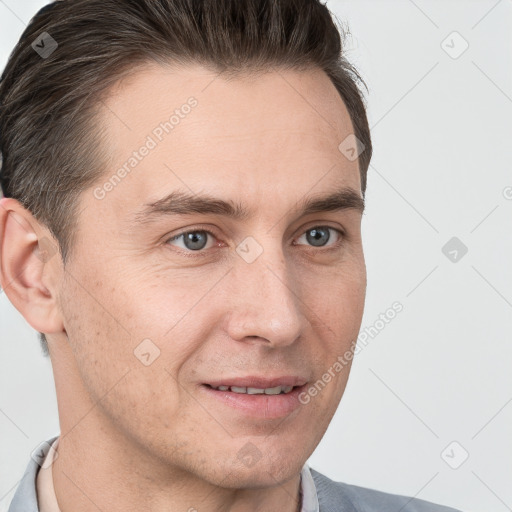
left=0, top=197, right=64, bottom=335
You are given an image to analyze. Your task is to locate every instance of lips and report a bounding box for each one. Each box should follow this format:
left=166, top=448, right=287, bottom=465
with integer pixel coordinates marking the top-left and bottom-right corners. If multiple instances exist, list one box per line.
left=200, top=379, right=308, bottom=419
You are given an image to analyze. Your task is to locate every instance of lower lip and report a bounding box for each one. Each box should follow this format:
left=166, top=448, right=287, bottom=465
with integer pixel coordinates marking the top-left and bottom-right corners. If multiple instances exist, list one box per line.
left=199, top=384, right=307, bottom=419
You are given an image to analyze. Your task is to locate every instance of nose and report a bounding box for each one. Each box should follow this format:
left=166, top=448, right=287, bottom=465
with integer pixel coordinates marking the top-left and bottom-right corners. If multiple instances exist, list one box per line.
left=224, top=247, right=309, bottom=348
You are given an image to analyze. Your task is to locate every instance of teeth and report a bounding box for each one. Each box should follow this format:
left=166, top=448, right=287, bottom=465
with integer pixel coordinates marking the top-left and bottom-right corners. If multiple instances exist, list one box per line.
left=247, top=387, right=265, bottom=394
left=211, top=385, right=294, bottom=394
left=264, top=386, right=283, bottom=395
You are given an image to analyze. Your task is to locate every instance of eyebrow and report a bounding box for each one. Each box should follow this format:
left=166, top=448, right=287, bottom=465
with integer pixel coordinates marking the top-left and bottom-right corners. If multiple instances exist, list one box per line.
left=131, top=186, right=365, bottom=225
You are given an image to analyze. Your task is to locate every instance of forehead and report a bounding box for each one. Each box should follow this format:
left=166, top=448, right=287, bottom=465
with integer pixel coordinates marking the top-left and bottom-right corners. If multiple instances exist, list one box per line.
left=103, top=60, right=354, bottom=131
left=86, top=61, right=361, bottom=222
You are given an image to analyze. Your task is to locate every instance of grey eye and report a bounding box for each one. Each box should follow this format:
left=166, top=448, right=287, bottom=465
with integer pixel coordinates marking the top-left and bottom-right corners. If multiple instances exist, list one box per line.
left=168, top=230, right=213, bottom=251
left=296, top=226, right=341, bottom=248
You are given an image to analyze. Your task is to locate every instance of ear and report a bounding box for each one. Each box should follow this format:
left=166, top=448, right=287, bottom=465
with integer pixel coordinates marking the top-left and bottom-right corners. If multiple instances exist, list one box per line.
left=0, top=197, right=65, bottom=335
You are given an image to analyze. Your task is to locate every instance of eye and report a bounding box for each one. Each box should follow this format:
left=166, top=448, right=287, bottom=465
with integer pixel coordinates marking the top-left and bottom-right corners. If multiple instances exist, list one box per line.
left=294, top=226, right=343, bottom=248
left=166, top=229, right=217, bottom=252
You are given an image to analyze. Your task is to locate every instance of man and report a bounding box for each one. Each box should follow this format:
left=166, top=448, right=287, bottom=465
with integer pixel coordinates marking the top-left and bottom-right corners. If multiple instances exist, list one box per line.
left=0, top=1, right=462, bottom=511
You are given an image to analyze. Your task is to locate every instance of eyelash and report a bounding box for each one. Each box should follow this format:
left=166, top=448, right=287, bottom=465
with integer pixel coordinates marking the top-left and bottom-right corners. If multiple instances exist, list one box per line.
left=164, top=225, right=345, bottom=257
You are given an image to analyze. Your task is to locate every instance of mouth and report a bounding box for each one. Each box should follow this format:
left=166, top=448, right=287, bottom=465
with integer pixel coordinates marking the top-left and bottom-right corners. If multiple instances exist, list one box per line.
left=199, top=380, right=308, bottom=419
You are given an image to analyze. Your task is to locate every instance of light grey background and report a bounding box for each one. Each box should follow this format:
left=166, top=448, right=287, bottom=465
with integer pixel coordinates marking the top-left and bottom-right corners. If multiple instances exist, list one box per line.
left=1, top=1, right=511, bottom=511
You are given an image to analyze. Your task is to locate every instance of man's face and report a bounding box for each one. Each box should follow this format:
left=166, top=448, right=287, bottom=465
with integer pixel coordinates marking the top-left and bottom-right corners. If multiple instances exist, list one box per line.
left=55, top=62, right=366, bottom=487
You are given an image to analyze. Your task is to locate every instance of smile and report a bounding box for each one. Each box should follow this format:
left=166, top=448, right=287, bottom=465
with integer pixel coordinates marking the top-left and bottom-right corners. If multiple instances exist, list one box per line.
left=206, top=384, right=295, bottom=395
left=200, top=383, right=308, bottom=419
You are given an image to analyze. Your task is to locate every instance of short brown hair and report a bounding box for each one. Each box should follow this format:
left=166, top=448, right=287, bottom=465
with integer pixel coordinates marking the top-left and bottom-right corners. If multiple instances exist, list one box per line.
left=0, top=0, right=372, bottom=356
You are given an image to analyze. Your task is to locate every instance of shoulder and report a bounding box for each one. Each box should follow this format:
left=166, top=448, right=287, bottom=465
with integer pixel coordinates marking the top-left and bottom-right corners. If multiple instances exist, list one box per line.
left=310, top=467, right=464, bottom=512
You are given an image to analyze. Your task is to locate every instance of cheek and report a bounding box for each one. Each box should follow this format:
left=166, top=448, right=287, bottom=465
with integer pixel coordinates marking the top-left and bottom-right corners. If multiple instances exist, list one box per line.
left=306, top=263, right=366, bottom=337
left=295, top=263, right=365, bottom=404
left=60, top=269, right=191, bottom=445
left=58, top=272, right=135, bottom=411
left=60, top=257, right=210, bottom=394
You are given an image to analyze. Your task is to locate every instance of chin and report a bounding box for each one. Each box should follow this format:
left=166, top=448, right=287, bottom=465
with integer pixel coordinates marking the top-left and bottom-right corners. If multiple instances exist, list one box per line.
left=234, top=448, right=305, bottom=488
left=214, top=462, right=303, bottom=490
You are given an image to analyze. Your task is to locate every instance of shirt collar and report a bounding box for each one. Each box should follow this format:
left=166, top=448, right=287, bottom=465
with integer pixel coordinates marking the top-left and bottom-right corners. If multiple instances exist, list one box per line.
left=36, top=438, right=60, bottom=512
left=300, top=462, right=320, bottom=512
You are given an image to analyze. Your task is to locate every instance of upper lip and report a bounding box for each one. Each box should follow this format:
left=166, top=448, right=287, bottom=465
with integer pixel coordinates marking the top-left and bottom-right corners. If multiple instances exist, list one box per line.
left=204, top=376, right=308, bottom=389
